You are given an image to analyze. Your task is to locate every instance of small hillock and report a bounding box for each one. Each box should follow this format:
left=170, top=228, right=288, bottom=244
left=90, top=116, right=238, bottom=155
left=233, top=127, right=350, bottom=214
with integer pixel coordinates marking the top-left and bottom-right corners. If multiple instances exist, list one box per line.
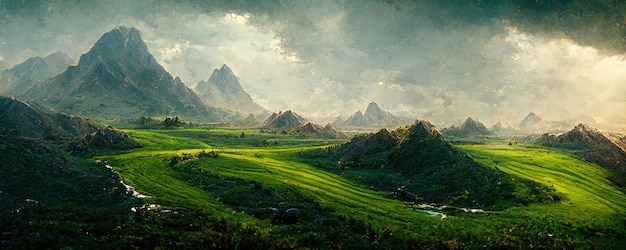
left=68, top=126, right=141, bottom=156
left=332, top=120, right=554, bottom=209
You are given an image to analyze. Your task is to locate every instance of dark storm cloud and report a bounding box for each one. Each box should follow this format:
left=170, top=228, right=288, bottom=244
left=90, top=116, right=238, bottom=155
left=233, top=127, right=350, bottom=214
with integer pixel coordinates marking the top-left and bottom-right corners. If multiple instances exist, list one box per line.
left=1, top=0, right=625, bottom=131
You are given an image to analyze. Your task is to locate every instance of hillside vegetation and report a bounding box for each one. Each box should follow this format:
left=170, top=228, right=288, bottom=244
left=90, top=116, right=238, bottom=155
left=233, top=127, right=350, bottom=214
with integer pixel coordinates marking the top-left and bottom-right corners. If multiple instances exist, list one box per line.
left=81, top=127, right=626, bottom=248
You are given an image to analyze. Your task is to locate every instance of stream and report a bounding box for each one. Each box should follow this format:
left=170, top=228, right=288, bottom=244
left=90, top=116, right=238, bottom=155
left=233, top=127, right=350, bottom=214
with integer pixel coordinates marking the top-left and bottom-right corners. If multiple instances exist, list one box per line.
left=405, top=203, right=491, bottom=219
left=103, top=163, right=151, bottom=199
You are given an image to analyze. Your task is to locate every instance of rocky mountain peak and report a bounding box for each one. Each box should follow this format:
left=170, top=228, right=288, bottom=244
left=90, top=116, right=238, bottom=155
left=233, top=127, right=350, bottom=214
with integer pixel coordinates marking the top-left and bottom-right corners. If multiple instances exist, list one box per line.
left=365, top=102, right=383, bottom=115
left=520, top=112, right=543, bottom=126
left=78, top=26, right=153, bottom=70
left=194, top=64, right=265, bottom=114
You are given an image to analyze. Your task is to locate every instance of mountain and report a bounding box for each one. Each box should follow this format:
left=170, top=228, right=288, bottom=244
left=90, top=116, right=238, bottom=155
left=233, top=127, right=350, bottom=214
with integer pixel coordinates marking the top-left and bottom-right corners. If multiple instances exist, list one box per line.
left=290, top=122, right=347, bottom=138
left=519, top=112, right=548, bottom=133
left=20, top=26, right=223, bottom=122
left=261, top=110, right=308, bottom=130
left=442, top=117, right=493, bottom=137
left=0, top=51, right=74, bottom=95
left=236, top=113, right=260, bottom=127
left=339, top=102, right=407, bottom=130
left=518, top=112, right=575, bottom=134
left=194, top=64, right=265, bottom=114
left=537, top=124, right=626, bottom=186
left=333, top=120, right=552, bottom=208
left=489, top=121, right=518, bottom=135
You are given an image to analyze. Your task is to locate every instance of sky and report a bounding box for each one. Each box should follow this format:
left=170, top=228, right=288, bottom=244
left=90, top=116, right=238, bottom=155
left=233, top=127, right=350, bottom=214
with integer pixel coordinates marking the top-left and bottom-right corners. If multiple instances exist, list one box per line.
left=1, top=0, right=625, bottom=132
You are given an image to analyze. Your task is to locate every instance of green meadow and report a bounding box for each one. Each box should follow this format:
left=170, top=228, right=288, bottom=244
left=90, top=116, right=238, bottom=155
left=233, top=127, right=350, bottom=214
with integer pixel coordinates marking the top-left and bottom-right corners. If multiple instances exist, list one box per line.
left=98, top=128, right=626, bottom=248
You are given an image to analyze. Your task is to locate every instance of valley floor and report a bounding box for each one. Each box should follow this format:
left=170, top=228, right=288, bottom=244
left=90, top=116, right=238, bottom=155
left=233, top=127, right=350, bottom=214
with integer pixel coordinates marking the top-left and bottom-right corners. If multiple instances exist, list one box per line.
left=93, top=128, right=626, bottom=248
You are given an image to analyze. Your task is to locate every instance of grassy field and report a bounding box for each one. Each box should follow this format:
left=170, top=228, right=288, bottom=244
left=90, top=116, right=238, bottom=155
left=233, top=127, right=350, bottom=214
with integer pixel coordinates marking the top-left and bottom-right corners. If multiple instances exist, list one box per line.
left=98, top=128, right=626, bottom=248
left=458, top=142, right=626, bottom=225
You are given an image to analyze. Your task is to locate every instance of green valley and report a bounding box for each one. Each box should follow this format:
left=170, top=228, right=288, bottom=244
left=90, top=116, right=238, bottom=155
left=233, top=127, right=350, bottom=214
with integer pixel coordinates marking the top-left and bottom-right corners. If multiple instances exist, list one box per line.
left=88, top=128, right=626, bottom=248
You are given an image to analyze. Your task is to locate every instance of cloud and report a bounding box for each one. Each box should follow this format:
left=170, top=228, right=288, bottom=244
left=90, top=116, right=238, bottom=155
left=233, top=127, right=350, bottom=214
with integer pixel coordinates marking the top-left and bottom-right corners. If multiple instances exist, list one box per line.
left=0, top=0, right=624, bottom=132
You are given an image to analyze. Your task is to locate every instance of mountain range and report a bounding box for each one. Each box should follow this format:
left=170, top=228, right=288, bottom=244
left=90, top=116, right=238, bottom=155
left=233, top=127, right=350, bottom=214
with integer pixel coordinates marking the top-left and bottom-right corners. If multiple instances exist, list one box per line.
left=194, top=64, right=265, bottom=115
left=442, top=117, right=493, bottom=137
left=0, top=51, right=74, bottom=96
left=334, top=102, right=407, bottom=130
left=16, top=26, right=225, bottom=122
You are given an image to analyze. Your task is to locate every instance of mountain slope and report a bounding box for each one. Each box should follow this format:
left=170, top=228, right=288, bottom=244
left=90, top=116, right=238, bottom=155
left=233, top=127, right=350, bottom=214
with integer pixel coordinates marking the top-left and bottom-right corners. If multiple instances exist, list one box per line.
left=0, top=96, right=143, bottom=247
left=537, top=123, right=626, bottom=186
left=0, top=51, right=74, bottom=95
left=20, top=26, right=224, bottom=122
left=442, top=117, right=493, bottom=137
left=340, top=102, right=407, bottom=130
left=194, top=64, right=265, bottom=114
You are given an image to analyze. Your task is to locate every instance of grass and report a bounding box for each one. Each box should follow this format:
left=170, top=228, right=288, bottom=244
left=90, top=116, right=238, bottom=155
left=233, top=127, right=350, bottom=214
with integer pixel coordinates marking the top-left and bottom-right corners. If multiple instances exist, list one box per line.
left=95, top=128, right=626, bottom=248
left=458, top=142, right=626, bottom=226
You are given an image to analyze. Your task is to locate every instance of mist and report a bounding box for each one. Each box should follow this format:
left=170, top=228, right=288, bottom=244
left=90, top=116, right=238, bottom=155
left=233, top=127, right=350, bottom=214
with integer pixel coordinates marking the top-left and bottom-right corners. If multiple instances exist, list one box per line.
left=1, top=0, right=624, bottom=132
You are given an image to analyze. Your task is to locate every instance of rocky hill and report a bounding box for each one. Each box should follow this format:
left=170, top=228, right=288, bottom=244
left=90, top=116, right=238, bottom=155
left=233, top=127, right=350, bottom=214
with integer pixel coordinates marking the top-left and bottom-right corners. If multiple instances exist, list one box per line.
left=20, top=26, right=224, bottom=123
left=442, top=117, right=493, bottom=137
left=261, top=110, right=308, bottom=131
left=0, top=95, right=138, bottom=148
left=0, top=51, right=74, bottom=95
left=333, top=120, right=552, bottom=208
left=537, top=123, right=626, bottom=186
left=194, top=64, right=265, bottom=115
left=337, top=102, right=407, bottom=130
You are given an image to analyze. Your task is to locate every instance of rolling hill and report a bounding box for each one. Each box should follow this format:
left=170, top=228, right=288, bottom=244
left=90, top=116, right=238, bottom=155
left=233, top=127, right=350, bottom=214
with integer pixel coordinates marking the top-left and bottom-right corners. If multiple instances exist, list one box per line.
left=537, top=123, right=626, bottom=186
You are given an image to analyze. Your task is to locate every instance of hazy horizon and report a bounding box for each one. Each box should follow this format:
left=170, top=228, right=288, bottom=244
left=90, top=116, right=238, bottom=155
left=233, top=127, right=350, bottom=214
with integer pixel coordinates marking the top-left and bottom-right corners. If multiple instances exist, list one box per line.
left=1, top=0, right=625, bottom=132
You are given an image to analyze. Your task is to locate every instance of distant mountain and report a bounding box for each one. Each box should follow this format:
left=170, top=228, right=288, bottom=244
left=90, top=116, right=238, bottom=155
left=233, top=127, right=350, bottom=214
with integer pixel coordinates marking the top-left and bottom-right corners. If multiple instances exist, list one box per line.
left=339, top=102, right=407, bottom=130
left=518, top=112, right=572, bottom=134
left=0, top=51, right=74, bottom=95
left=261, top=110, right=307, bottom=130
left=442, top=117, right=493, bottom=137
left=489, top=121, right=518, bottom=135
left=20, top=26, right=224, bottom=122
left=290, top=122, right=347, bottom=138
left=537, top=123, right=626, bottom=186
left=194, top=64, right=265, bottom=114
left=333, top=120, right=552, bottom=208
left=236, top=113, right=260, bottom=127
